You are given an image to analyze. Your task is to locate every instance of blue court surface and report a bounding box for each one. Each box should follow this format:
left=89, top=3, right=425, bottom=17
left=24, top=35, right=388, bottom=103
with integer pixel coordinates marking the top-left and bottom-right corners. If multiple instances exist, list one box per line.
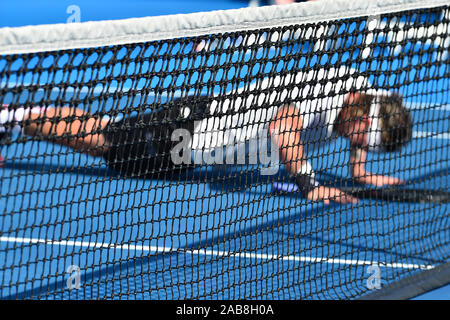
left=0, top=0, right=449, bottom=299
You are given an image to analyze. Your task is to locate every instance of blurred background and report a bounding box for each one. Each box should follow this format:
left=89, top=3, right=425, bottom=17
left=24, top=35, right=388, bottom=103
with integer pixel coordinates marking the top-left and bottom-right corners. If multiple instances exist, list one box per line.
left=0, top=0, right=274, bottom=28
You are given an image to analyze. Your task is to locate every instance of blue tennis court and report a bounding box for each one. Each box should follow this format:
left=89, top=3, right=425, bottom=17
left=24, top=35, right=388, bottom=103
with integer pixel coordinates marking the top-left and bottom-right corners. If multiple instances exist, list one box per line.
left=0, top=0, right=449, bottom=299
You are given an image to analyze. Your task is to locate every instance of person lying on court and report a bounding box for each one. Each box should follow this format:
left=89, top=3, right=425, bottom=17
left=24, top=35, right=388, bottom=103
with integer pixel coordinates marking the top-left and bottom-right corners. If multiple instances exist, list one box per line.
left=0, top=69, right=412, bottom=205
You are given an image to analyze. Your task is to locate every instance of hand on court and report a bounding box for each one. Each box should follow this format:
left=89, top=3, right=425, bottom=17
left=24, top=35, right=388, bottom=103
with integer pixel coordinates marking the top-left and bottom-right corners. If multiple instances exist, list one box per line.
left=306, top=186, right=358, bottom=205
left=354, top=173, right=405, bottom=187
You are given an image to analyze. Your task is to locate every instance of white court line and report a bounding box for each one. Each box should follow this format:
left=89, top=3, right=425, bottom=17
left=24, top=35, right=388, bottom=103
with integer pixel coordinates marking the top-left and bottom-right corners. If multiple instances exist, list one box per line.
left=0, top=236, right=434, bottom=271
left=406, top=103, right=450, bottom=112
left=413, top=131, right=450, bottom=140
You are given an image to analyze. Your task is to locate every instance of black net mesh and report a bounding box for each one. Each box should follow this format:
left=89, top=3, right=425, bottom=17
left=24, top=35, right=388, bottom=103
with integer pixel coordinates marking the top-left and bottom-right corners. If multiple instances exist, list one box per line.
left=0, top=5, right=449, bottom=299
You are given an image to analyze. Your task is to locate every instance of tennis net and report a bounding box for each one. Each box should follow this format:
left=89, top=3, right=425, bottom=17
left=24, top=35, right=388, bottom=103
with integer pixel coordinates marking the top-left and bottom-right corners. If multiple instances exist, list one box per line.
left=0, top=0, right=449, bottom=299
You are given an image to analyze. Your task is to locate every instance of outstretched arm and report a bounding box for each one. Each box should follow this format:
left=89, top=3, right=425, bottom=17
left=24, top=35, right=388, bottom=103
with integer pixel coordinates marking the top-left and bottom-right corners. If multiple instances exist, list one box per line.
left=5, top=105, right=109, bottom=157
left=350, top=147, right=404, bottom=186
left=269, top=105, right=357, bottom=205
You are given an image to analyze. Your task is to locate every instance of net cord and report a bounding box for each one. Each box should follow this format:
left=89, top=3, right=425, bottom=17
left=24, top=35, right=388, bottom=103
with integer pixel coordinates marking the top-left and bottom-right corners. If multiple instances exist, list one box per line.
left=0, top=0, right=448, bottom=55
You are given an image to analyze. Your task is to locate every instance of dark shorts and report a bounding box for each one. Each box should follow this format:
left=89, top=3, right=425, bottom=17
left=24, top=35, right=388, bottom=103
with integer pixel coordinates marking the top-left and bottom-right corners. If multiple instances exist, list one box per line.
left=102, top=96, right=210, bottom=178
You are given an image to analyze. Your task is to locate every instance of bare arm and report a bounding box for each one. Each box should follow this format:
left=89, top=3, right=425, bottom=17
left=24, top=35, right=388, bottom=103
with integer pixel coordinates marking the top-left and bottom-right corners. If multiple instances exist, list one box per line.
left=350, top=146, right=404, bottom=186
left=269, top=105, right=357, bottom=204
left=23, top=106, right=110, bottom=157
left=268, top=104, right=305, bottom=176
